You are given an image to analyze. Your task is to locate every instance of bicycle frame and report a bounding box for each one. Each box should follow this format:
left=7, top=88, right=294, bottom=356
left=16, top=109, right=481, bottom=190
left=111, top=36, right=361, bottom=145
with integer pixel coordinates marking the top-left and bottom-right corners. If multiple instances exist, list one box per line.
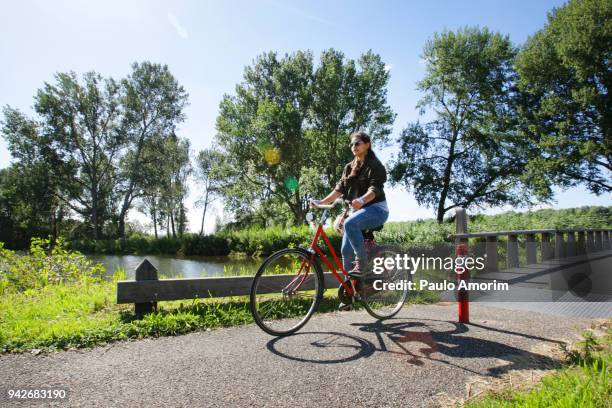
left=311, top=223, right=356, bottom=293
left=286, top=204, right=356, bottom=297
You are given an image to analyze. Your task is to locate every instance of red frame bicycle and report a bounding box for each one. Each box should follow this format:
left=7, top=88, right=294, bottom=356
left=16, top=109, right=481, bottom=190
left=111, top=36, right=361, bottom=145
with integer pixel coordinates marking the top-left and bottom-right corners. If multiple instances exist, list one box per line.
left=249, top=199, right=409, bottom=336
left=263, top=200, right=356, bottom=307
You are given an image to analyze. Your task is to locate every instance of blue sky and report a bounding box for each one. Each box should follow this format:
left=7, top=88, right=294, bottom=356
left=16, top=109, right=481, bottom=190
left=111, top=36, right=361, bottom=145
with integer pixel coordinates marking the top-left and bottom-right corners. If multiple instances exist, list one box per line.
left=1, top=0, right=609, bottom=232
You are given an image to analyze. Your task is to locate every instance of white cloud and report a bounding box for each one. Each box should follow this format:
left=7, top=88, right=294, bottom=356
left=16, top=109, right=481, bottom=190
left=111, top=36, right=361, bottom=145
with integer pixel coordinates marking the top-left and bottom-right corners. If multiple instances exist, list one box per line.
left=384, top=64, right=393, bottom=73
left=167, top=13, right=189, bottom=40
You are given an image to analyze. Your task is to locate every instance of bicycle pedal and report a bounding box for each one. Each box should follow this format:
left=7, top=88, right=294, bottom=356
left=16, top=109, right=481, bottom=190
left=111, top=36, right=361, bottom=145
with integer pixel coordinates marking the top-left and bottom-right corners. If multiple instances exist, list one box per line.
left=338, top=302, right=354, bottom=311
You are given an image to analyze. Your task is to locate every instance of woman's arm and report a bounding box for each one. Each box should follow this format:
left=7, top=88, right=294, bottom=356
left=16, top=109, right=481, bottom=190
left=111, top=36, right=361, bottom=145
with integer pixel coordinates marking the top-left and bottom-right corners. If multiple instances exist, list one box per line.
left=352, top=161, right=386, bottom=209
left=309, top=190, right=342, bottom=209
left=320, top=190, right=342, bottom=205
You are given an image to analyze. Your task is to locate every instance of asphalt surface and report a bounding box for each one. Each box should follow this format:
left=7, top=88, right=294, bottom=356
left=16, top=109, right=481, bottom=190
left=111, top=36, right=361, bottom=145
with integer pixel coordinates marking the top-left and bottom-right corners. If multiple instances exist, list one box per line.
left=0, top=303, right=598, bottom=408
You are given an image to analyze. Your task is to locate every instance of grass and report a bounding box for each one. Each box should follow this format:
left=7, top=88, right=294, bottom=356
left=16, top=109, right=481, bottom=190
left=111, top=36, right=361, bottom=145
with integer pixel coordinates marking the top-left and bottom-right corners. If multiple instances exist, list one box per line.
left=0, top=282, right=438, bottom=353
left=464, top=329, right=611, bottom=408
left=0, top=237, right=438, bottom=353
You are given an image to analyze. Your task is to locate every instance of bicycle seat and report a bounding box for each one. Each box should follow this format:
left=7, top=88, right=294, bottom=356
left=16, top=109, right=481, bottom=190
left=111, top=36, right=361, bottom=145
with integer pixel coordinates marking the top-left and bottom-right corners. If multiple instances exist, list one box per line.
left=361, top=224, right=384, bottom=240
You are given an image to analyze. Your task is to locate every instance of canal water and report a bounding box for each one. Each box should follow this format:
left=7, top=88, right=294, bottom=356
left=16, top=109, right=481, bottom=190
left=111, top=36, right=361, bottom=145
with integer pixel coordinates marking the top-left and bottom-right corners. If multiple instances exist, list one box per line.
left=88, top=254, right=262, bottom=280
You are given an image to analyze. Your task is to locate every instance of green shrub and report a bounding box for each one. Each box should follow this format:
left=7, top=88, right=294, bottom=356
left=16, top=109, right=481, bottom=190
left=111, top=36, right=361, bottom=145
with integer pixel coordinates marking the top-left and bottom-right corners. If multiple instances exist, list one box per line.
left=0, top=238, right=105, bottom=295
left=219, top=225, right=342, bottom=256
left=67, top=234, right=231, bottom=256
left=64, top=206, right=611, bottom=256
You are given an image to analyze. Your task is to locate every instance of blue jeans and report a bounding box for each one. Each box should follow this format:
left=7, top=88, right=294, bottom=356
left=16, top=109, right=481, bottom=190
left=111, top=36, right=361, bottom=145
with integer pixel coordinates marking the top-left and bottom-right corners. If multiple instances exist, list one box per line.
left=341, top=201, right=389, bottom=272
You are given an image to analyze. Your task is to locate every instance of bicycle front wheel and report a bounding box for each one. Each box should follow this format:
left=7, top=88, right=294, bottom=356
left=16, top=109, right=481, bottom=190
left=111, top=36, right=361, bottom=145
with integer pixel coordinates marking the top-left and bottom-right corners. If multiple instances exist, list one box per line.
left=361, top=245, right=410, bottom=320
left=250, top=248, right=324, bottom=336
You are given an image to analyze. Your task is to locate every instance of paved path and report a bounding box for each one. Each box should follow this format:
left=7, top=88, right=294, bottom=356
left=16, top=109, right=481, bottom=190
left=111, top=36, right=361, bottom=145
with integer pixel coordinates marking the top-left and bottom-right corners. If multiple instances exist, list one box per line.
left=0, top=303, right=600, bottom=408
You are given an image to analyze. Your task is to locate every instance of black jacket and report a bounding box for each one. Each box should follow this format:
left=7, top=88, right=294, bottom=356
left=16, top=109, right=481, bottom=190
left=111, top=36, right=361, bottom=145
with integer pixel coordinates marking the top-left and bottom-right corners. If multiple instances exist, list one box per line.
left=334, top=151, right=387, bottom=206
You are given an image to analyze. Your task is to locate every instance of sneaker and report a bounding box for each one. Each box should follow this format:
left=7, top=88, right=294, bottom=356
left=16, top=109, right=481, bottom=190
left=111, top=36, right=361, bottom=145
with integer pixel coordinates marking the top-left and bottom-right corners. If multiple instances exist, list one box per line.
left=338, top=302, right=353, bottom=311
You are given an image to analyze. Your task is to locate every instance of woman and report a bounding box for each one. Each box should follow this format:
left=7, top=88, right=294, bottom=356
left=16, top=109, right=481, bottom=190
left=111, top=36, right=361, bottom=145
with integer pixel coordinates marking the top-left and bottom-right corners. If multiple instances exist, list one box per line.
left=311, top=130, right=389, bottom=277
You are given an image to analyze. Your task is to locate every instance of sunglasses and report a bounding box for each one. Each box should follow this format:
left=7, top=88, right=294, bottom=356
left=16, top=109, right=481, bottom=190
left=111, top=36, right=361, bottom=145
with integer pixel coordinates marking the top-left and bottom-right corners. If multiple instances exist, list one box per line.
left=349, top=141, right=365, bottom=148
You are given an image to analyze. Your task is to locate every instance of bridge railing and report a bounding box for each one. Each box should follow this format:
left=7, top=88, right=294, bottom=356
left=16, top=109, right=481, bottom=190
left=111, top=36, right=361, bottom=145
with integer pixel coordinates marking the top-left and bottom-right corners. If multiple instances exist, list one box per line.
left=448, top=208, right=611, bottom=323
left=450, top=215, right=611, bottom=273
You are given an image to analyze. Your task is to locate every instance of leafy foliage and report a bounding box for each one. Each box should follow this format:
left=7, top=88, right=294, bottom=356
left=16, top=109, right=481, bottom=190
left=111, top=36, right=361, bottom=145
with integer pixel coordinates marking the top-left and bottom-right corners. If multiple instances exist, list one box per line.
left=67, top=233, right=230, bottom=256
left=214, top=49, right=394, bottom=226
left=117, top=62, right=190, bottom=238
left=0, top=62, right=191, bottom=244
left=0, top=109, right=69, bottom=247
left=194, top=148, right=224, bottom=235
left=64, top=206, right=612, bottom=257
left=515, top=0, right=612, bottom=195
left=390, top=27, right=548, bottom=223
left=0, top=238, right=105, bottom=295
left=33, top=71, right=123, bottom=240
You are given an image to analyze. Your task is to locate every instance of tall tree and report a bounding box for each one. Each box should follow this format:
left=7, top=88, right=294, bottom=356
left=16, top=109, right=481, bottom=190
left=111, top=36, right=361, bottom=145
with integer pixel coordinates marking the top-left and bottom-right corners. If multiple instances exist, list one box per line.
left=309, top=49, right=395, bottom=188
left=135, top=135, right=168, bottom=239
left=136, top=133, right=191, bottom=238
left=1, top=107, right=70, bottom=245
left=31, top=71, right=123, bottom=239
left=389, top=27, right=547, bottom=223
left=515, top=0, right=612, bottom=194
left=0, top=164, right=68, bottom=248
left=194, top=147, right=223, bottom=235
left=216, top=51, right=314, bottom=225
left=215, top=49, right=395, bottom=225
left=117, top=62, right=189, bottom=239
left=163, top=135, right=191, bottom=237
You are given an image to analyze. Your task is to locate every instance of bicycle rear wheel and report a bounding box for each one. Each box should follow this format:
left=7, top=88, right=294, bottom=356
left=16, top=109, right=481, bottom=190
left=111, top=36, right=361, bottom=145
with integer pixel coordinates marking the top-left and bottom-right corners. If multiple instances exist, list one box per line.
left=361, top=245, right=409, bottom=320
left=250, top=248, right=324, bottom=336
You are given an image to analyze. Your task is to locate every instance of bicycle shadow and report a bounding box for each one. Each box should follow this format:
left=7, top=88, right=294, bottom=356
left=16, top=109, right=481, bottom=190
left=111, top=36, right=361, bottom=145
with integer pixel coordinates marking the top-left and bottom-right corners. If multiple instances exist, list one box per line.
left=266, top=331, right=377, bottom=364
left=266, top=318, right=565, bottom=377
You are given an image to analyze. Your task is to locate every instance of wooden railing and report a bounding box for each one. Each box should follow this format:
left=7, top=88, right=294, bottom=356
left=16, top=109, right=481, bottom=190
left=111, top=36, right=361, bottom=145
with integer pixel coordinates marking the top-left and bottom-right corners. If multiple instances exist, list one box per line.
left=449, top=208, right=611, bottom=323
left=116, top=260, right=339, bottom=317
left=450, top=209, right=612, bottom=273
left=118, top=208, right=611, bottom=318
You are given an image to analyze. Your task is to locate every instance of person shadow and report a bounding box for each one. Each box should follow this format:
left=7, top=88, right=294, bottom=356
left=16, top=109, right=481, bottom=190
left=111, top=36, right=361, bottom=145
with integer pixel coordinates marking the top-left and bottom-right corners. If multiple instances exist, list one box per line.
left=266, top=318, right=565, bottom=377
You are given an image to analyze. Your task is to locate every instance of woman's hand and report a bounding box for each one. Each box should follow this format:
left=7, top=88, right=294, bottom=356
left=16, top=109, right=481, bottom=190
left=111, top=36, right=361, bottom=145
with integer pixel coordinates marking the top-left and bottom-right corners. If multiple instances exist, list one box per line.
left=351, top=192, right=373, bottom=210
left=350, top=199, right=364, bottom=210
left=309, top=200, right=322, bottom=209
left=312, top=190, right=342, bottom=208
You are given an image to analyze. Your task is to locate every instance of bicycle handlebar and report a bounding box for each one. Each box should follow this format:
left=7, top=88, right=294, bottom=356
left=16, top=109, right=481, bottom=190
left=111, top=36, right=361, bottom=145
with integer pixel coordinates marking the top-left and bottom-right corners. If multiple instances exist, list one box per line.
left=309, top=198, right=348, bottom=210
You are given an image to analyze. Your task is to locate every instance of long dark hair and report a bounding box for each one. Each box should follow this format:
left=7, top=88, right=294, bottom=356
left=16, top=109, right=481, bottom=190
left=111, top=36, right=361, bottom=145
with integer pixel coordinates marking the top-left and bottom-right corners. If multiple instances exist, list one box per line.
left=347, top=131, right=377, bottom=179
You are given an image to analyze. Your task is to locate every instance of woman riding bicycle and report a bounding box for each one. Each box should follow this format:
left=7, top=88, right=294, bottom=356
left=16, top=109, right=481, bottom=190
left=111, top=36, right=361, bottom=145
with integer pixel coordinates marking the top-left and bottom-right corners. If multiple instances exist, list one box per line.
left=311, top=131, right=389, bottom=278
left=251, top=131, right=405, bottom=334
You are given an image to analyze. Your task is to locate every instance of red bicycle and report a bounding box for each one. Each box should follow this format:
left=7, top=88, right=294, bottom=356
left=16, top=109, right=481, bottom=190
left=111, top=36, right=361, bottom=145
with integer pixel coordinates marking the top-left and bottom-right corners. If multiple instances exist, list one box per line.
left=249, top=199, right=410, bottom=336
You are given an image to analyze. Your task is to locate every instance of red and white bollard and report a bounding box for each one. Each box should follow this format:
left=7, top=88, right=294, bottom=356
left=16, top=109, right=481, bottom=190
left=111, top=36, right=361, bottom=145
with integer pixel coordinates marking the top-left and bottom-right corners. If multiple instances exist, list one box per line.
left=455, top=242, right=470, bottom=323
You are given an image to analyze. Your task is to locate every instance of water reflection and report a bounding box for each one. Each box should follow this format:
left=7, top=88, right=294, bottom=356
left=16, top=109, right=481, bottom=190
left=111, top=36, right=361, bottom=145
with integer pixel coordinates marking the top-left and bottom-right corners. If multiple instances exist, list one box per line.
left=88, top=254, right=261, bottom=280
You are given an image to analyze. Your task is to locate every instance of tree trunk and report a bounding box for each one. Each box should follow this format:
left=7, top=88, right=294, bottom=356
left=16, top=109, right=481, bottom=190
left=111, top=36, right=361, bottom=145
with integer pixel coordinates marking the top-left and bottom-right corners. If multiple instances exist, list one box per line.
left=118, top=136, right=147, bottom=239
left=91, top=186, right=99, bottom=240
left=199, top=190, right=209, bottom=236
left=437, top=131, right=459, bottom=223
left=178, top=204, right=185, bottom=237
left=50, top=209, right=57, bottom=248
left=170, top=211, right=176, bottom=238
left=153, top=203, right=158, bottom=240
left=291, top=191, right=305, bottom=225
left=118, top=215, right=126, bottom=240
